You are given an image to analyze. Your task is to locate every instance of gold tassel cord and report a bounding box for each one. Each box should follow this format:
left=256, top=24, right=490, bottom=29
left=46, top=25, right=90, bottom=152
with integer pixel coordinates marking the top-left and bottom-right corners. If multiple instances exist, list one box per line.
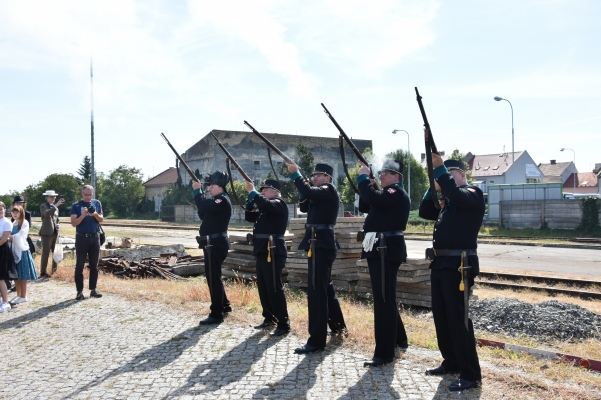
left=267, top=238, right=272, bottom=262
left=459, top=252, right=465, bottom=291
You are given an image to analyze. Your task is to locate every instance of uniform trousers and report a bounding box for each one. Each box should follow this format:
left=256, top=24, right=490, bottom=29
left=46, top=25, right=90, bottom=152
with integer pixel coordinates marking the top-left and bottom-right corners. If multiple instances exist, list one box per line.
left=431, top=268, right=481, bottom=382
left=256, top=253, right=289, bottom=328
left=367, top=258, right=408, bottom=359
left=203, top=247, right=230, bottom=320
left=306, top=248, right=346, bottom=348
left=40, top=232, right=58, bottom=275
left=75, top=234, right=100, bottom=292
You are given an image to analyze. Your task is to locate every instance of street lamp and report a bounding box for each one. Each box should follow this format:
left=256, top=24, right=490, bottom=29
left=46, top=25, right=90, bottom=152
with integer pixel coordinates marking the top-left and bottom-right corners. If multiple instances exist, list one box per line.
left=560, top=148, right=576, bottom=194
left=392, top=129, right=410, bottom=199
left=494, top=96, right=514, bottom=163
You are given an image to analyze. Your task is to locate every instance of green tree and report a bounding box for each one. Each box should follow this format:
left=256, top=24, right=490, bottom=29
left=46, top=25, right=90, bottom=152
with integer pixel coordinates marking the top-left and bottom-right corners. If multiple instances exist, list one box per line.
left=0, top=190, right=21, bottom=208
left=386, top=149, right=429, bottom=210
left=273, top=143, right=315, bottom=203
left=578, top=197, right=601, bottom=236
left=447, top=149, right=473, bottom=182
left=77, top=156, right=92, bottom=185
left=23, top=173, right=81, bottom=216
left=161, top=169, right=203, bottom=207
left=103, top=165, right=145, bottom=217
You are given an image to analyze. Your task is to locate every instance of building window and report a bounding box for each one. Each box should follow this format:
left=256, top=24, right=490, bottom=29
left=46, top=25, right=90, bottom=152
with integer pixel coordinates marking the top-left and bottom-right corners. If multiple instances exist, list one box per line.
left=489, top=180, right=494, bottom=184
left=254, top=161, right=260, bottom=170
left=526, top=178, right=541, bottom=183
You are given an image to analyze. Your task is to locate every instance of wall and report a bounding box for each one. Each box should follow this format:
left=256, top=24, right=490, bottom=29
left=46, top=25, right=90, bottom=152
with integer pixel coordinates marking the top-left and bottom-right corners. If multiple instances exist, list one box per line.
left=488, top=182, right=563, bottom=221
left=498, top=199, right=601, bottom=229
left=168, top=203, right=299, bottom=223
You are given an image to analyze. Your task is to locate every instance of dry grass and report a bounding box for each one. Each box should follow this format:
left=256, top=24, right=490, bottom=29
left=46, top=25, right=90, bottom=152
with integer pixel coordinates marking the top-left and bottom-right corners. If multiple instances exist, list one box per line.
left=44, top=254, right=601, bottom=397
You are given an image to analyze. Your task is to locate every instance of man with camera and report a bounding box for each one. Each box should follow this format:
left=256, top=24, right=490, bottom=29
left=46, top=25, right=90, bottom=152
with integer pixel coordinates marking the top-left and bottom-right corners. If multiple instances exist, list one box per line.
left=39, top=190, right=64, bottom=278
left=70, top=185, right=104, bottom=301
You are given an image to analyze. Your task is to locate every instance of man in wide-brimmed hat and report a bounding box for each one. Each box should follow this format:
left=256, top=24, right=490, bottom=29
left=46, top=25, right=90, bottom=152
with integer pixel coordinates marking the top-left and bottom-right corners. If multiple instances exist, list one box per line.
left=286, top=161, right=347, bottom=354
left=244, top=179, right=290, bottom=336
left=419, top=155, right=484, bottom=391
left=39, top=190, right=64, bottom=278
left=192, top=170, right=232, bottom=325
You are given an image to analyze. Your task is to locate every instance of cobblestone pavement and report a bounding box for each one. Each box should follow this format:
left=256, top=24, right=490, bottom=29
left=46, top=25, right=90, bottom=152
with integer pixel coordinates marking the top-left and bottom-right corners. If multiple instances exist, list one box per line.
left=1, top=280, right=488, bottom=399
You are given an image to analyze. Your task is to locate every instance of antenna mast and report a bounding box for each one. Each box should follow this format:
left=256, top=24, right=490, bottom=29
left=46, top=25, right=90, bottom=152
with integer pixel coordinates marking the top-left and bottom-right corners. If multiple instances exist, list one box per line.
left=90, top=57, right=96, bottom=189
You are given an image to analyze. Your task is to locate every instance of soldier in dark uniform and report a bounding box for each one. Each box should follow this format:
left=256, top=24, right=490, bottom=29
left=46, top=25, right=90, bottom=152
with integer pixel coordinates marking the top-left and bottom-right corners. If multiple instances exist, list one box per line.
left=244, top=179, right=290, bottom=336
left=419, top=155, right=484, bottom=391
left=192, top=171, right=232, bottom=325
left=286, top=162, right=347, bottom=354
left=357, top=159, right=410, bottom=367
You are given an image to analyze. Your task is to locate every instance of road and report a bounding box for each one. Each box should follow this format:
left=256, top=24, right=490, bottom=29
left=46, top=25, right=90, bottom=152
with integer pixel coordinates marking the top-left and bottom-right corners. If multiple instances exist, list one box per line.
left=64, top=224, right=601, bottom=279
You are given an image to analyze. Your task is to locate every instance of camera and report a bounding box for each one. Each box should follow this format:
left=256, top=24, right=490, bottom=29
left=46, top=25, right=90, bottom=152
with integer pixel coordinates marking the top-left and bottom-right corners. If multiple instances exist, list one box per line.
left=87, top=205, right=95, bottom=213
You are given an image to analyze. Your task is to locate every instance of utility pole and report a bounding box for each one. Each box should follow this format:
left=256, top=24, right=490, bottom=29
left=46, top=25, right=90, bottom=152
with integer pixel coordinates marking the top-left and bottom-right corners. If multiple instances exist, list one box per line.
left=90, top=58, right=96, bottom=190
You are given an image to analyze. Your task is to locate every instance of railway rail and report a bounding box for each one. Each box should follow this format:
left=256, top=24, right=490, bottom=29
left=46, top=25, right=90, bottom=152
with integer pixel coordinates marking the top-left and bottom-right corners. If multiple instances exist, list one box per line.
left=477, top=271, right=601, bottom=300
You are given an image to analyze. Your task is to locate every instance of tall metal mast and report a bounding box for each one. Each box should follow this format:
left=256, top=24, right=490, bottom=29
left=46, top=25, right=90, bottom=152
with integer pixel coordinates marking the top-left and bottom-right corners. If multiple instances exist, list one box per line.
left=90, top=58, right=96, bottom=189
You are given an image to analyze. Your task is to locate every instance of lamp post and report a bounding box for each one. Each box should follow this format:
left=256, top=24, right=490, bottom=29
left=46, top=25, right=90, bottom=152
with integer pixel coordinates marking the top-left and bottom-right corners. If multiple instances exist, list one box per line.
left=494, top=96, right=514, bottom=163
left=392, top=129, right=410, bottom=199
left=560, top=148, right=576, bottom=194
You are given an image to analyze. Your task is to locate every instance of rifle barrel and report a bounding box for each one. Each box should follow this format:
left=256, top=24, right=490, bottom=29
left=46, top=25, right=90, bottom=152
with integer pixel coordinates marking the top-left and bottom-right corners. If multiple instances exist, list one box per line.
left=414, top=88, right=441, bottom=209
left=210, top=132, right=252, bottom=182
left=160, top=132, right=200, bottom=183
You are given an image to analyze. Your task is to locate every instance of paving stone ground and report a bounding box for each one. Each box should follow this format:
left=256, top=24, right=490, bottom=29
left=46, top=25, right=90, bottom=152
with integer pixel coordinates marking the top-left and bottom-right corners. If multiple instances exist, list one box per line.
left=1, top=280, right=490, bottom=399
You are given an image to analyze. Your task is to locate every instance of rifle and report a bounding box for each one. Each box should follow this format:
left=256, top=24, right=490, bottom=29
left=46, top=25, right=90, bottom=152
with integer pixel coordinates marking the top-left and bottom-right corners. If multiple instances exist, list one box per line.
left=160, top=132, right=200, bottom=183
left=415, top=87, right=441, bottom=209
left=243, top=120, right=311, bottom=184
left=321, top=103, right=380, bottom=190
left=210, top=132, right=252, bottom=182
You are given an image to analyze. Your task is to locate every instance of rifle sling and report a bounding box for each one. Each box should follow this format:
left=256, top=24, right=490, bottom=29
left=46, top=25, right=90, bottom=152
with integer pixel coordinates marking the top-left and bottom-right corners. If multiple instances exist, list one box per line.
left=225, top=159, right=246, bottom=211
left=339, top=136, right=361, bottom=197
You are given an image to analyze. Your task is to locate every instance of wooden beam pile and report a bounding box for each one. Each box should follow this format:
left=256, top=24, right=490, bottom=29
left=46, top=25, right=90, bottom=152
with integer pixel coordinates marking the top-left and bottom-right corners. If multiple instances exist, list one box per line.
left=286, top=217, right=364, bottom=289
left=97, top=253, right=197, bottom=280
left=355, top=257, right=432, bottom=307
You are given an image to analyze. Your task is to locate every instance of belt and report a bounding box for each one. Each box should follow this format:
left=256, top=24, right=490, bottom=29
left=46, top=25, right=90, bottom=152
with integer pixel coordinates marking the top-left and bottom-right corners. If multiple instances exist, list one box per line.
left=253, top=234, right=285, bottom=240
left=433, top=249, right=477, bottom=256
left=305, top=224, right=334, bottom=230
left=77, top=233, right=98, bottom=238
left=378, top=230, right=404, bottom=237
left=199, top=232, right=228, bottom=240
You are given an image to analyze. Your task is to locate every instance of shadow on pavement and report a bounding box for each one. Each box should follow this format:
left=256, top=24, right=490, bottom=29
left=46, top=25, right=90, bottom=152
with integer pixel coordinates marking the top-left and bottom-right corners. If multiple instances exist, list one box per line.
left=433, top=375, right=483, bottom=399
left=62, top=324, right=218, bottom=399
left=164, top=330, right=284, bottom=399
left=0, top=299, right=77, bottom=331
left=252, top=353, right=321, bottom=399
left=337, top=363, right=400, bottom=400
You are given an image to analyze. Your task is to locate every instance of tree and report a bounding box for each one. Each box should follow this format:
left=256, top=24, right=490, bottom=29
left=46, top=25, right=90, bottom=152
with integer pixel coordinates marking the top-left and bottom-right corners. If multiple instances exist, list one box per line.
left=338, top=147, right=375, bottom=209
left=0, top=190, right=21, bottom=208
left=22, top=173, right=81, bottom=216
left=102, top=165, right=145, bottom=217
left=448, top=149, right=473, bottom=182
left=386, top=149, right=429, bottom=210
left=77, top=156, right=92, bottom=185
left=271, top=143, right=315, bottom=203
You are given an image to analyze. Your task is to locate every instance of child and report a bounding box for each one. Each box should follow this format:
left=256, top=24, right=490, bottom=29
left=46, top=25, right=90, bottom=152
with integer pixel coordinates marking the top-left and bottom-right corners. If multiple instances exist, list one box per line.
left=9, top=205, right=37, bottom=305
left=0, top=202, right=17, bottom=312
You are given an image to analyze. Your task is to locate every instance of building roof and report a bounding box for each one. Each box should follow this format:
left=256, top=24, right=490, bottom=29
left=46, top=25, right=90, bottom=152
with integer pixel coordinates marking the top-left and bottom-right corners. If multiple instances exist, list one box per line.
left=467, top=151, right=524, bottom=177
left=143, top=167, right=179, bottom=186
left=564, top=172, right=599, bottom=188
left=537, top=161, right=571, bottom=177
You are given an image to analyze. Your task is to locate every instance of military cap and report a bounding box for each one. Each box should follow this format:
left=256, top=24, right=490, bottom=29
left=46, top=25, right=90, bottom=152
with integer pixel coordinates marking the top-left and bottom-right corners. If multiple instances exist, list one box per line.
left=259, top=179, right=281, bottom=192
left=378, top=159, right=404, bottom=175
left=208, top=170, right=229, bottom=188
left=312, top=163, right=334, bottom=178
left=444, top=159, right=465, bottom=171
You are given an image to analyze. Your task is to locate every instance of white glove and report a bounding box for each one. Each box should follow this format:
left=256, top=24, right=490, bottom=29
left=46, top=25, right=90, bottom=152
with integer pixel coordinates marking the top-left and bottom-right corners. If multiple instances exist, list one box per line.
left=362, top=232, right=378, bottom=252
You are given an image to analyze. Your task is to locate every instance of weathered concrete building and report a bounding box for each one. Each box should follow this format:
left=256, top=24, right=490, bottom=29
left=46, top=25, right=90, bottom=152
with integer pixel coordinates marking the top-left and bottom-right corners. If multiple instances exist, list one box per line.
left=179, top=130, right=372, bottom=185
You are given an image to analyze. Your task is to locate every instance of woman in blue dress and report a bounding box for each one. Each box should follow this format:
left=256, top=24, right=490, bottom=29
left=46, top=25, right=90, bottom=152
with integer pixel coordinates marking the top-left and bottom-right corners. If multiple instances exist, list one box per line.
left=9, top=205, right=37, bottom=305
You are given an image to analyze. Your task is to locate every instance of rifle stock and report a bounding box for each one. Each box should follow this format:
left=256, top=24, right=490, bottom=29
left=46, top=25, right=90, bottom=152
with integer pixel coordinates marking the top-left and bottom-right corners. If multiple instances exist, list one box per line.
left=414, top=88, right=441, bottom=209
left=160, top=132, right=200, bottom=183
left=321, top=103, right=379, bottom=190
left=210, top=133, right=252, bottom=182
left=244, top=120, right=311, bottom=183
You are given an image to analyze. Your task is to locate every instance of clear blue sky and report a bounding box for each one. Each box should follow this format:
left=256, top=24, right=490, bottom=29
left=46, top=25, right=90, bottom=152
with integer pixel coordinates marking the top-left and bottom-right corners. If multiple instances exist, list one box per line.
left=1, top=0, right=600, bottom=194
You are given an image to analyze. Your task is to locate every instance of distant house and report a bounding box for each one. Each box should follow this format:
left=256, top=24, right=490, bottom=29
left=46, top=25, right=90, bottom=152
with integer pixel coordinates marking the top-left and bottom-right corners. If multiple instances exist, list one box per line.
left=563, top=172, right=599, bottom=195
left=537, top=159, right=577, bottom=184
left=465, top=151, right=543, bottom=194
left=142, top=167, right=179, bottom=211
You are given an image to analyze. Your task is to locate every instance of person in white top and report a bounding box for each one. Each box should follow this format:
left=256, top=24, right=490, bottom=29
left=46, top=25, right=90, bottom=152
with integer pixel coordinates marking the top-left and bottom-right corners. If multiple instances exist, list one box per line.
left=0, top=202, right=17, bottom=312
left=9, top=205, right=37, bottom=305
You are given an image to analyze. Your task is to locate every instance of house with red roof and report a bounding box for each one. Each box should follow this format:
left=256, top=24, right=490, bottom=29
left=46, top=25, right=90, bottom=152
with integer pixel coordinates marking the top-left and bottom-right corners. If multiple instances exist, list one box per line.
left=142, top=167, right=179, bottom=211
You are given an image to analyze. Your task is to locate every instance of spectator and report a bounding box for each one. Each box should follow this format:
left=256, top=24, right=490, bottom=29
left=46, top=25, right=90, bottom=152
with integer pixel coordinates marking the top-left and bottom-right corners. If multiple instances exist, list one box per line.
left=0, top=202, right=17, bottom=312
left=8, top=205, right=37, bottom=305
left=70, top=185, right=104, bottom=301
left=9, top=195, right=35, bottom=290
left=39, top=190, right=64, bottom=278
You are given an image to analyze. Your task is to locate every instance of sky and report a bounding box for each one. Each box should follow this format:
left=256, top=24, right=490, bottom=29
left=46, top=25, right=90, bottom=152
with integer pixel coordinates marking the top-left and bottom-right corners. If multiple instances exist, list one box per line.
left=1, top=0, right=600, bottom=194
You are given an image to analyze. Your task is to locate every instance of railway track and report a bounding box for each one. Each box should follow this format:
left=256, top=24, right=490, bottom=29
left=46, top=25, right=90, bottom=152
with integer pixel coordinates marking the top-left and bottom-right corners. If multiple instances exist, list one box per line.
left=477, top=271, right=601, bottom=300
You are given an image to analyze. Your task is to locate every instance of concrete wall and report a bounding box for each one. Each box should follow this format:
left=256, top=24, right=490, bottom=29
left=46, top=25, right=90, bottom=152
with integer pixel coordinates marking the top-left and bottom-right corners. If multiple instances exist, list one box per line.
left=167, top=203, right=300, bottom=224
left=498, top=199, right=601, bottom=229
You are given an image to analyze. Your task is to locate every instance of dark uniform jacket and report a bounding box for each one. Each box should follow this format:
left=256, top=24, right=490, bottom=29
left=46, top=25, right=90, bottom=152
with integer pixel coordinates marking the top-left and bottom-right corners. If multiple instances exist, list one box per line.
left=291, top=172, right=339, bottom=250
left=418, top=165, right=485, bottom=276
left=245, top=192, right=288, bottom=256
left=357, top=175, right=410, bottom=262
left=193, top=188, right=232, bottom=250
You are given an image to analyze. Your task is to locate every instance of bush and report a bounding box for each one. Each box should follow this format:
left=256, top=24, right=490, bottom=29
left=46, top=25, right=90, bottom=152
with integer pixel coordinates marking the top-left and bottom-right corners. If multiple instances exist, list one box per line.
left=578, top=197, right=601, bottom=236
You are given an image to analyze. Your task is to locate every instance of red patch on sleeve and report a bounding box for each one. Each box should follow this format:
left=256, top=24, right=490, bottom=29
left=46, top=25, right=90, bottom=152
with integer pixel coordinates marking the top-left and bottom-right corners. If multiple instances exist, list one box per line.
left=467, top=188, right=476, bottom=193
left=215, top=199, right=222, bottom=203
left=387, top=188, right=396, bottom=194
